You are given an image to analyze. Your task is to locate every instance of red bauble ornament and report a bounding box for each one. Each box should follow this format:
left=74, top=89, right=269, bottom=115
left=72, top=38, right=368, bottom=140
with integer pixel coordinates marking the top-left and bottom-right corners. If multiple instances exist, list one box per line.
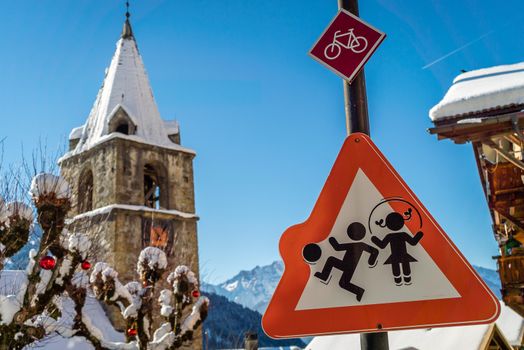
left=39, top=256, right=56, bottom=270
left=81, top=260, right=91, bottom=270
left=127, top=328, right=138, bottom=337
left=192, top=290, right=200, bottom=298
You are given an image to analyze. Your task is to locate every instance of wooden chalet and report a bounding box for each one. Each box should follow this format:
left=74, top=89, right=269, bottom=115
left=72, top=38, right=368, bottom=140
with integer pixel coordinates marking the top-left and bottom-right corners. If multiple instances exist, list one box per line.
left=429, top=62, right=524, bottom=318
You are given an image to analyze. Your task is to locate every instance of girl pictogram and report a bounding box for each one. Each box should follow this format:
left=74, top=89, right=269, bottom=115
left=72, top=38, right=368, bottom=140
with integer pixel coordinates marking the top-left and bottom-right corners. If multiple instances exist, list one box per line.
left=368, top=198, right=424, bottom=286
left=371, top=211, right=423, bottom=286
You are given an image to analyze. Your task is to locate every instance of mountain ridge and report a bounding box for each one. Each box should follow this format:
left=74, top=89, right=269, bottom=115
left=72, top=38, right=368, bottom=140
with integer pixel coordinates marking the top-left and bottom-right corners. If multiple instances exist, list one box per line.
left=202, top=260, right=502, bottom=314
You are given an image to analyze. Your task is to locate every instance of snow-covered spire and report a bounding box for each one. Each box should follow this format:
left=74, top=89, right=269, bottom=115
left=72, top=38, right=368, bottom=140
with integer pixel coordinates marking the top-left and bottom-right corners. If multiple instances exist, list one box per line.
left=71, top=15, right=180, bottom=154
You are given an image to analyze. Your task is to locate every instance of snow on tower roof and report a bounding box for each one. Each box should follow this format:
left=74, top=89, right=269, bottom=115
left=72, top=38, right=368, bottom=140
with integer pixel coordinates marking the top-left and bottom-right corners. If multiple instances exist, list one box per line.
left=430, top=61, right=524, bottom=121
left=69, top=125, right=84, bottom=140
left=305, top=301, right=523, bottom=349
left=67, top=20, right=194, bottom=157
left=164, top=120, right=179, bottom=135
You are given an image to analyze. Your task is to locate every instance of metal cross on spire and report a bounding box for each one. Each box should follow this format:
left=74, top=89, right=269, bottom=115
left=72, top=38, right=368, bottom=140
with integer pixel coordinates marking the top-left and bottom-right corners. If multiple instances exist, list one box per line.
left=122, top=0, right=134, bottom=39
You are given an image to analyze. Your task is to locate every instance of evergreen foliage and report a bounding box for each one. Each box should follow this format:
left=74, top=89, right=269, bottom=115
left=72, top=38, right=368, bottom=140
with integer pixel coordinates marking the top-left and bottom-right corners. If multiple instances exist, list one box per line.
left=202, top=292, right=305, bottom=350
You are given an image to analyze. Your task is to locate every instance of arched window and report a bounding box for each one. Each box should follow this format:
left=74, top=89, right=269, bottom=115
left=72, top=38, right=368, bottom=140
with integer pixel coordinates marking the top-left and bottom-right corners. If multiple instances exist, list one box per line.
left=78, top=168, right=94, bottom=212
left=144, top=164, right=163, bottom=209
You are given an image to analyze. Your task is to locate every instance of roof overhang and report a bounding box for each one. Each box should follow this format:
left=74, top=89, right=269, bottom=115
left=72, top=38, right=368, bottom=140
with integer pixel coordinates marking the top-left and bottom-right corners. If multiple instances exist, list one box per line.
left=428, top=111, right=524, bottom=144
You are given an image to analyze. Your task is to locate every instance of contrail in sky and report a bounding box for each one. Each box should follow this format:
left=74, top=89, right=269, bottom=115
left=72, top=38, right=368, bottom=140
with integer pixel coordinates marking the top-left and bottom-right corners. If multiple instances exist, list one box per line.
left=422, top=30, right=495, bottom=70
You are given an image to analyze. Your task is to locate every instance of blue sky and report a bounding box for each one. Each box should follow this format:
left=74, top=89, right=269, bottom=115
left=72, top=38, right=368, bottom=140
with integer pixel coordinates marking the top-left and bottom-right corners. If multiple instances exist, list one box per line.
left=0, top=0, right=522, bottom=282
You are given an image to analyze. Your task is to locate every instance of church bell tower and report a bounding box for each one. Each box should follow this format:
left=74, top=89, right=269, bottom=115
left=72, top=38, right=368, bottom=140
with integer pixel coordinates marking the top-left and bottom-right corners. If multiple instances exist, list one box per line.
left=59, top=11, right=199, bottom=298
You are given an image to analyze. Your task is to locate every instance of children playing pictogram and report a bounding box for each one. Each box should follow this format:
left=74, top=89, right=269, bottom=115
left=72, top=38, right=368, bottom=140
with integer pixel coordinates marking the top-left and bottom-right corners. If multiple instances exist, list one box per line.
left=371, top=209, right=423, bottom=286
left=313, top=222, right=378, bottom=302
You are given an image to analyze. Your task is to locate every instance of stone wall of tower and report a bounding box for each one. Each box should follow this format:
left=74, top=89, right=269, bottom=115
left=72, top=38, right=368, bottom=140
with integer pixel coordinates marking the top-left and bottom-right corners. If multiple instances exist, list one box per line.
left=112, top=138, right=196, bottom=213
left=61, top=141, right=119, bottom=217
left=60, top=137, right=199, bottom=275
left=60, top=137, right=196, bottom=215
left=60, top=137, right=201, bottom=348
left=65, top=209, right=199, bottom=290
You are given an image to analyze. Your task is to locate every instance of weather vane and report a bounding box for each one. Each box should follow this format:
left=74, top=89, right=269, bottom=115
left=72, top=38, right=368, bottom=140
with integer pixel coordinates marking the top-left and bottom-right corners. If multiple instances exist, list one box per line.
left=125, top=1, right=130, bottom=19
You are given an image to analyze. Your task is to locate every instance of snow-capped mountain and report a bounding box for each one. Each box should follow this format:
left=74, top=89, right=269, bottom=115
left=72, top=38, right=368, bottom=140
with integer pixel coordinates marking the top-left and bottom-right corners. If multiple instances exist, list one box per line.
left=202, top=261, right=502, bottom=313
left=474, top=265, right=502, bottom=298
left=202, top=261, right=283, bottom=313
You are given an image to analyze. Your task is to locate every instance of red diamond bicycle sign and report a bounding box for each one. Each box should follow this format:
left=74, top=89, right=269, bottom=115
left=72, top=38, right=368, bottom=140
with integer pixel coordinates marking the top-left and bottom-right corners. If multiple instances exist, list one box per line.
left=309, top=9, right=386, bottom=83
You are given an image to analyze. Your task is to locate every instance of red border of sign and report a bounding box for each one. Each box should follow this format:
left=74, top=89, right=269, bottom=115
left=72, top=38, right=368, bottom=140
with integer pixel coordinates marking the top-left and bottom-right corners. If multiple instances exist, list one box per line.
left=262, top=133, right=500, bottom=339
left=308, top=9, right=386, bottom=83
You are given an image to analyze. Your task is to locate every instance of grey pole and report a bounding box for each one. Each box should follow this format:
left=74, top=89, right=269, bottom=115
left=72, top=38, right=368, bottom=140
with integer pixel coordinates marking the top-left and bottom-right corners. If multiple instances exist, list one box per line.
left=338, top=0, right=370, bottom=136
left=336, top=1, right=389, bottom=349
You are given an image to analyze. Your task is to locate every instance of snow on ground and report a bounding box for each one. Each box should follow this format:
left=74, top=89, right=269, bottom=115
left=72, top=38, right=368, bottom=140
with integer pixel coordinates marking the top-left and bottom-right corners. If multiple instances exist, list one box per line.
left=430, top=61, right=524, bottom=121
left=305, top=301, right=522, bottom=350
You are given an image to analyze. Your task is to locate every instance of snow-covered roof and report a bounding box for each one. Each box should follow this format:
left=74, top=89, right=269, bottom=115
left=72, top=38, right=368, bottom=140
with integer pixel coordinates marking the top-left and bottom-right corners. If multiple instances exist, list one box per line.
left=69, top=125, right=84, bottom=140
left=71, top=23, right=185, bottom=154
left=305, top=301, right=523, bottom=349
left=430, top=61, right=524, bottom=121
left=164, top=120, right=179, bottom=136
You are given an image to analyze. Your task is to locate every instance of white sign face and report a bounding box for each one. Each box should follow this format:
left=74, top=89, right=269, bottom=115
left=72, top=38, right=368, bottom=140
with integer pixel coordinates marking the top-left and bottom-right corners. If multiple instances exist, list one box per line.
left=296, top=169, right=460, bottom=311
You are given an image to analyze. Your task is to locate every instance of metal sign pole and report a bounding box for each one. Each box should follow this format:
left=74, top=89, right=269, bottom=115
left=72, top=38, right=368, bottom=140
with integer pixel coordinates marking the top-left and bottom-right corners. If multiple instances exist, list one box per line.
left=338, top=0, right=370, bottom=136
left=337, top=0, right=389, bottom=349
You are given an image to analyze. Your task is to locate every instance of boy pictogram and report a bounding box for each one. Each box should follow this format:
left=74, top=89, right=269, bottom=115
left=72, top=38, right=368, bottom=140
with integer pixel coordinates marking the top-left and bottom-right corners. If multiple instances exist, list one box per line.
left=303, top=222, right=378, bottom=302
left=371, top=209, right=423, bottom=285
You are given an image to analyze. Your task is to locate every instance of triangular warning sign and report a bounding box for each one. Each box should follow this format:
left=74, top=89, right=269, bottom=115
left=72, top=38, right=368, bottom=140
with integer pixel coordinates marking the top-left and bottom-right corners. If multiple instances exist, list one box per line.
left=262, top=133, right=500, bottom=339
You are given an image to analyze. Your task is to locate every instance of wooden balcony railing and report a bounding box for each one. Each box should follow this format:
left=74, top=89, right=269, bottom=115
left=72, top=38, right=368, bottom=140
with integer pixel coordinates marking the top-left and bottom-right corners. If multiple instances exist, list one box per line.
left=498, top=255, right=524, bottom=286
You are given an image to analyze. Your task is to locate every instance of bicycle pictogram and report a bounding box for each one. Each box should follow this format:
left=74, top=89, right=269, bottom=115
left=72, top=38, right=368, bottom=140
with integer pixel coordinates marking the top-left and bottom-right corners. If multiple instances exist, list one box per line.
left=324, top=28, right=368, bottom=60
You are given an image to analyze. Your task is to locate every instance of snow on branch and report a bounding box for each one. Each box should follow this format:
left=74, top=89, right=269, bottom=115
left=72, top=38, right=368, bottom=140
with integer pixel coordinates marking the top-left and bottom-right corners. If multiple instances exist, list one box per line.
left=6, top=202, right=33, bottom=222
left=29, top=173, right=71, bottom=202
left=137, top=246, right=167, bottom=287
left=0, top=173, right=208, bottom=349
left=67, top=232, right=91, bottom=260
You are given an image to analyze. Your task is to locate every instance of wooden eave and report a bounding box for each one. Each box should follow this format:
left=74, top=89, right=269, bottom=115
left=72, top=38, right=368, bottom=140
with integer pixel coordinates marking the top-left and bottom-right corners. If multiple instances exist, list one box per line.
left=428, top=111, right=524, bottom=144
left=431, top=104, right=524, bottom=127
